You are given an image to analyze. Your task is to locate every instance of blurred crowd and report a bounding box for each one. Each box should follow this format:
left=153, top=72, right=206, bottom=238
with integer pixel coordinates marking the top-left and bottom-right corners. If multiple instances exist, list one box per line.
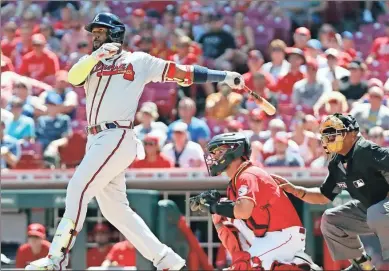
left=13, top=222, right=137, bottom=269
left=1, top=0, right=389, bottom=172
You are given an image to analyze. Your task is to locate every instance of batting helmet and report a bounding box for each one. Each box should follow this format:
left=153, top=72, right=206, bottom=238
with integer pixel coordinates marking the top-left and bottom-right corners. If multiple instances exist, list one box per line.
left=85, top=12, right=126, bottom=44
left=319, top=113, right=359, bottom=153
left=204, top=133, right=251, bottom=176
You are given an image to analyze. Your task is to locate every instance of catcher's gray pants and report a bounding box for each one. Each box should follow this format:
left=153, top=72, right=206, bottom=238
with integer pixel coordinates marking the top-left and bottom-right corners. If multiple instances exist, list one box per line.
left=320, top=199, right=389, bottom=261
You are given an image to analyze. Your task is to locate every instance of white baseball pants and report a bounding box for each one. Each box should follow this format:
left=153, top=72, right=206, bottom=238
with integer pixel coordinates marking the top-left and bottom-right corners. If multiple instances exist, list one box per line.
left=62, top=128, right=169, bottom=266
left=230, top=219, right=306, bottom=270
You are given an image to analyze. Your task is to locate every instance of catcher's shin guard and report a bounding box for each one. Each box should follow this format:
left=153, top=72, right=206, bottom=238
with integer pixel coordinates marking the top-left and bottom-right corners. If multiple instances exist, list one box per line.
left=270, top=261, right=311, bottom=271
left=229, top=251, right=262, bottom=270
left=25, top=218, right=77, bottom=270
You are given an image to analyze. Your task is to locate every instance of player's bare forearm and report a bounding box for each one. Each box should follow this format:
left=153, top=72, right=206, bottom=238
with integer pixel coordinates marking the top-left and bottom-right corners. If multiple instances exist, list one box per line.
left=234, top=198, right=254, bottom=219
left=294, top=186, right=331, bottom=205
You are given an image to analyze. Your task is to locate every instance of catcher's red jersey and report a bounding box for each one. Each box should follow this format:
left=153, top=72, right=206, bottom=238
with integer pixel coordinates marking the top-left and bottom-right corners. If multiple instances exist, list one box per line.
left=227, top=162, right=302, bottom=237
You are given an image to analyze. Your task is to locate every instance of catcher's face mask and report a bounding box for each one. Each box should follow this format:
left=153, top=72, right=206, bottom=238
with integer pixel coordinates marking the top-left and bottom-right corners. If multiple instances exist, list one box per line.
left=204, top=143, right=243, bottom=176
left=319, top=115, right=347, bottom=153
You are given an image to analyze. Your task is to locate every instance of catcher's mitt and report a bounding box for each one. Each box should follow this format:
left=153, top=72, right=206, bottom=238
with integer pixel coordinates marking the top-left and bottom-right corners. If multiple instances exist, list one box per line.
left=189, top=190, right=221, bottom=212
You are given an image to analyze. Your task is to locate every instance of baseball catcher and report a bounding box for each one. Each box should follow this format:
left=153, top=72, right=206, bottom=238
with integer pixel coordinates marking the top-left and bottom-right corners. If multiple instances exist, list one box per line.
left=191, top=132, right=321, bottom=270
left=272, top=113, right=389, bottom=271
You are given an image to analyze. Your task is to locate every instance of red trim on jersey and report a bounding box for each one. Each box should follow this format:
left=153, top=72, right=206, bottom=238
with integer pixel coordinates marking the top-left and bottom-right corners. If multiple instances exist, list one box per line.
left=161, top=62, right=169, bottom=82
left=257, top=234, right=292, bottom=258
left=88, top=76, right=102, bottom=125
left=93, top=58, right=118, bottom=125
left=58, top=130, right=127, bottom=271
left=165, top=62, right=176, bottom=81
left=113, top=121, right=134, bottom=129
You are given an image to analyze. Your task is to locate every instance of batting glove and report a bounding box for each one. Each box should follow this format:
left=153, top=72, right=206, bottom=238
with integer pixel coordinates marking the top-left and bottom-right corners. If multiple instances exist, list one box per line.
left=223, top=71, right=245, bottom=89
left=91, top=43, right=121, bottom=61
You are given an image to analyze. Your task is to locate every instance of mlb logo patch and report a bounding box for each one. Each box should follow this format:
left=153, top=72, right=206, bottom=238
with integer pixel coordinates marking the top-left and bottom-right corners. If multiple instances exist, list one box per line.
left=353, top=179, right=365, bottom=188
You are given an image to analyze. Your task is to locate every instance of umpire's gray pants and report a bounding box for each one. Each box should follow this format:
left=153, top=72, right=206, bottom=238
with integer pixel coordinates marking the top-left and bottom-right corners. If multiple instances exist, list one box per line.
left=320, top=198, right=389, bottom=261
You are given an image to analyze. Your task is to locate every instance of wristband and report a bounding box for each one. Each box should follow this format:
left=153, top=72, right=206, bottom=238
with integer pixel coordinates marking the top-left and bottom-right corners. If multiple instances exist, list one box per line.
left=210, top=200, right=235, bottom=218
left=193, top=65, right=227, bottom=83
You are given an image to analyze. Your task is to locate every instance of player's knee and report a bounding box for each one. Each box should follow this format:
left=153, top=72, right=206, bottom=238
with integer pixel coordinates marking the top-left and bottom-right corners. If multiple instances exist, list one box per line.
left=320, top=208, right=340, bottom=234
left=366, top=203, right=385, bottom=229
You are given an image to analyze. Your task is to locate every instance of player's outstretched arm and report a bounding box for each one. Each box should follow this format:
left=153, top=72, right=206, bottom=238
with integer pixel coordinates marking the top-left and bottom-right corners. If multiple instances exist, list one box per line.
left=165, top=62, right=244, bottom=90
left=68, top=43, right=120, bottom=86
left=271, top=174, right=331, bottom=205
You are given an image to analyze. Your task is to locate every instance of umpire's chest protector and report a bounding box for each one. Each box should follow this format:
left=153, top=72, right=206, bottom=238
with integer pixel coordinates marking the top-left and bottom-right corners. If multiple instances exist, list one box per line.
left=330, top=139, right=389, bottom=208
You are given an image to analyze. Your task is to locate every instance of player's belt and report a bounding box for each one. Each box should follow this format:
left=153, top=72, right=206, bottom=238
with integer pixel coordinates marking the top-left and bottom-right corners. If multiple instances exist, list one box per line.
left=86, top=121, right=134, bottom=135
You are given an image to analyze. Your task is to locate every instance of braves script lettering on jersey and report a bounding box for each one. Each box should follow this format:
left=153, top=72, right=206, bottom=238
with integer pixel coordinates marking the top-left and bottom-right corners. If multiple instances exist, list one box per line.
left=84, top=51, right=167, bottom=125
left=55, top=50, right=184, bottom=269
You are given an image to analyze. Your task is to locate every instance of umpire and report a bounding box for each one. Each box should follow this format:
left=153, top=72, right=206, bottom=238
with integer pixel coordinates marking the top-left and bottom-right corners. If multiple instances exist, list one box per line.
left=272, top=113, right=389, bottom=271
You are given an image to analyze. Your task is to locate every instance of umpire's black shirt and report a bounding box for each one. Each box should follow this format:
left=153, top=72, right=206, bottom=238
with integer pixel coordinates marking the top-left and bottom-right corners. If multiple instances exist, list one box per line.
left=320, top=137, right=389, bottom=208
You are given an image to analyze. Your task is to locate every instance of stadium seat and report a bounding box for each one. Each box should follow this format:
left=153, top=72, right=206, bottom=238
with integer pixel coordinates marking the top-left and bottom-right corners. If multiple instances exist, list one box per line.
left=14, top=141, right=44, bottom=169
left=234, top=112, right=250, bottom=130
left=254, top=25, right=275, bottom=52
left=205, top=118, right=228, bottom=137
left=59, top=131, right=87, bottom=168
left=15, top=152, right=44, bottom=170
left=264, top=16, right=291, bottom=41
left=378, top=14, right=389, bottom=24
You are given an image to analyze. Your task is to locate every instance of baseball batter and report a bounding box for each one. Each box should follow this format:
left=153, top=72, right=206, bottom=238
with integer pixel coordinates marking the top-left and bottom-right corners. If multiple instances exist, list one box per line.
left=26, top=13, right=244, bottom=271
left=190, top=133, right=320, bottom=270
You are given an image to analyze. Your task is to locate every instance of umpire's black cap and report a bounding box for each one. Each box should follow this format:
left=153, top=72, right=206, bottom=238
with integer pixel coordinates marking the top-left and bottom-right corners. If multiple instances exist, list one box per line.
left=333, top=113, right=360, bottom=132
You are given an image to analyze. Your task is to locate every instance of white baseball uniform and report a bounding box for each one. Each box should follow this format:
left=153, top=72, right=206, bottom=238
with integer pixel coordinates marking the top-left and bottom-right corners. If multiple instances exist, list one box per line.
left=56, top=51, right=184, bottom=269
left=224, top=219, right=306, bottom=270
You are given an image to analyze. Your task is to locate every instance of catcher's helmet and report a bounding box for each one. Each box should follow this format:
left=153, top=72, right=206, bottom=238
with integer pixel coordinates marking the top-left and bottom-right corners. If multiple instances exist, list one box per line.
left=204, top=132, right=251, bottom=176
left=85, top=13, right=125, bottom=44
left=319, top=113, right=359, bottom=153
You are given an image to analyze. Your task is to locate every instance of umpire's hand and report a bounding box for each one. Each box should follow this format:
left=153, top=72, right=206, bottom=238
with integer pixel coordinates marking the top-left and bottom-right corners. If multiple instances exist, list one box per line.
left=271, top=174, right=303, bottom=198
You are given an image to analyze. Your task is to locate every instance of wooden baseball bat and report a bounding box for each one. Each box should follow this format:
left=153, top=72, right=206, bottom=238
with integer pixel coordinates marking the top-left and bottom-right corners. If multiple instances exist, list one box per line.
left=234, top=77, right=276, bottom=115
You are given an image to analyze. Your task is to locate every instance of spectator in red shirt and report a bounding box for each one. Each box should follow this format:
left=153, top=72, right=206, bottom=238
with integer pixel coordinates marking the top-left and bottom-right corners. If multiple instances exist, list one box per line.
left=131, top=133, right=174, bottom=169
left=245, top=72, right=278, bottom=111
left=169, top=36, right=198, bottom=65
left=18, top=34, right=59, bottom=84
left=127, top=8, right=146, bottom=37
left=1, top=21, right=18, bottom=57
left=293, top=27, right=311, bottom=51
left=102, top=235, right=137, bottom=267
left=366, top=20, right=389, bottom=64
left=273, top=48, right=306, bottom=97
left=61, top=13, right=90, bottom=56
left=15, top=11, right=41, bottom=37
left=305, top=39, right=328, bottom=69
left=11, top=23, right=34, bottom=70
left=341, top=31, right=357, bottom=59
left=242, top=50, right=276, bottom=93
left=53, top=3, right=75, bottom=34
left=151, top=29, right=174, bottom=60
left=15, top=223, right=50, bottom=268
left=87, top=223, right=113, bottom=268
left=1, top=53, right=15, bottom=72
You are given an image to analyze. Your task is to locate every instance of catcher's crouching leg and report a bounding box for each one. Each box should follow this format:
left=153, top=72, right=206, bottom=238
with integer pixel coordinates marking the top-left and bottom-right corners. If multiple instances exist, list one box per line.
left=269, top=261, right=311, bottom=271
left=229, top=251, right=263, bottom=270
